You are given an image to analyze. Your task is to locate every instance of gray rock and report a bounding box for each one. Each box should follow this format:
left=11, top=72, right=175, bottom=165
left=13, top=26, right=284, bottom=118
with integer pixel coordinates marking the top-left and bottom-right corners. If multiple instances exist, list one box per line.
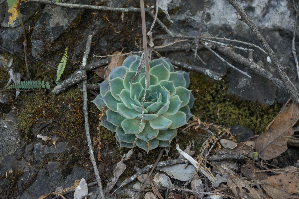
left=33, top=142, right=71, bottom=162
left=0, top=91, right=12, bottom=104
left=30, top=0, right=90, bottom=58
left=0, top=179, right=10, bottom=195
left=1, top=1, right=41, bottom=28
left=17, top=165, right=39, bottom=192
left=0, top=108, right=20, bottom=162
left=167, top=0, right=298, bottom=104
left=20, top=162, right=63, bottom=199
left=159, top=164, right=197, bottom=182
left=0, top=155, right=28, bottom=178
left=24, top=143, right=34, bottom=162
left=20, top=169, right=51, bottom=199
left=47, top=162, right=63, bottom=190
left=0, top=1, right=41, bottom=54
left=230, top=125, right=254, bottom=142
left=61, top=166, right=90, bottom=190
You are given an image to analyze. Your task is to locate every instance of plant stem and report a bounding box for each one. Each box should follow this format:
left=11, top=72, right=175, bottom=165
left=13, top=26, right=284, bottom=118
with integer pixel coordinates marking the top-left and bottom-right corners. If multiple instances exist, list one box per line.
left=139, top=0, right=150, bottom=89
left=17, top=0, right=30, bottom=79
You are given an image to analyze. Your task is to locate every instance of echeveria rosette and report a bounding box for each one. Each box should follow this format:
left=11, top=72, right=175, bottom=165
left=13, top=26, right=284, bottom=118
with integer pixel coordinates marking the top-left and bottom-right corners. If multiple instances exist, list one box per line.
left=92, top=55, right=195, bottom=152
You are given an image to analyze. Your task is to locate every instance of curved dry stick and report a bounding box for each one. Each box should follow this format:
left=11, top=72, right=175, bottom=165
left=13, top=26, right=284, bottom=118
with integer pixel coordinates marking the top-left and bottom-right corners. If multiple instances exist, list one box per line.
left=81, top=35, right=105, bottom=199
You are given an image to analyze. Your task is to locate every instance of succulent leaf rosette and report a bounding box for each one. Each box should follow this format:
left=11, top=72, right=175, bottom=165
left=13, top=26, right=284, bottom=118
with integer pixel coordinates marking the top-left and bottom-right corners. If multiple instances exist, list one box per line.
left=92, top=55, right=195, bottom=151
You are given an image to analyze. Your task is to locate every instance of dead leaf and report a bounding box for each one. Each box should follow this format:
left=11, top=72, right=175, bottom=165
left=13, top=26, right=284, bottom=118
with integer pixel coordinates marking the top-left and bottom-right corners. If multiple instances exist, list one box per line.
left=105, top=161, right=126, bottom=194
left=144, top=192, right=158, bottom=199
left=94, top=67, right=106, bottom=79
left=137, top=174, right=151, bottom=185
left=255, top=101, right=299, bottom=160
left=105, top=149, right=133, bottom=194
left=266, top=171, right=299, bottom=194
left=262, top=184, right=294, bottom=199
left=241, top=163, right=268, bottom=181
left=38, top=195, right=49, bottom=199
left=151, top=179, right=163, bottom=199
left=227, top=173, right=263, bottom=199
left=95, top=51, right=125, bottom=80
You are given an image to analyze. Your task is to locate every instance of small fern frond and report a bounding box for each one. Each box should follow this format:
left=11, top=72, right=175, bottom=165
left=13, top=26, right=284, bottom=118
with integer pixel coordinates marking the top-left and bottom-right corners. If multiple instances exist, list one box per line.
left=7, top=81, right=50, bottom=90
left=56, top=47, right=68, bottom=85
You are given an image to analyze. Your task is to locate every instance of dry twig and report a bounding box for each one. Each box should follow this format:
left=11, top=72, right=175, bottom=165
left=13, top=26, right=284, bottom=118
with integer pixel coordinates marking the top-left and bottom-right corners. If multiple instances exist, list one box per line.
left=28, top=0, right=153, bottom=12
left=134, top=149, right=164, bottom=199
left=292, top=0, right=299, bottom=79
left=51, top=58, right=109, bottom=94
left=81, top=35, right=104, bottom=199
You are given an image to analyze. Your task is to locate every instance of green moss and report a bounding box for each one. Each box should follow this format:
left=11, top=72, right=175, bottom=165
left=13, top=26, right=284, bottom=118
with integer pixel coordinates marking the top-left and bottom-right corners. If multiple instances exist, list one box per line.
left=190, top=72, right=282, bottom=134
left=17, top=88, right=86, bottom=140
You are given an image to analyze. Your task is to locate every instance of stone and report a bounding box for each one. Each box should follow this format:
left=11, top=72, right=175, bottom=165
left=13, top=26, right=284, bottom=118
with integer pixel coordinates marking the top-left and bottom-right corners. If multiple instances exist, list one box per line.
left=159, top=164, right=197, bottom=182
left=17, top=165, right=39, bottom=192
left=20, top=169, right=51, bottom=199
left=0, top=108, right=20, bottom=162
left=153, top=173, right=173, bottom=189
left=230, top=125, right=254, bottom=142
left=61, top=166, right=90, bottom=190
left=30, top=0, right=90, bottom=58
left=144, top=192, right=157, bottom=199
left=33, top=142, right=71, bottom=162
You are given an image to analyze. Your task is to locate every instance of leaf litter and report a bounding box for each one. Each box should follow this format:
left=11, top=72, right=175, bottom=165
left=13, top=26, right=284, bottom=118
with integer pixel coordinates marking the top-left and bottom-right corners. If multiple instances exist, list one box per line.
left=104, top=102, right=298, bottom=198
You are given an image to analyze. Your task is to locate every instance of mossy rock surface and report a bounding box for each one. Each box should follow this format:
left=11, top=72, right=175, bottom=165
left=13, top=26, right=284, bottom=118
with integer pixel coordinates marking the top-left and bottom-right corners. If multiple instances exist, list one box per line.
left=190, top=72, right=281, bottom=134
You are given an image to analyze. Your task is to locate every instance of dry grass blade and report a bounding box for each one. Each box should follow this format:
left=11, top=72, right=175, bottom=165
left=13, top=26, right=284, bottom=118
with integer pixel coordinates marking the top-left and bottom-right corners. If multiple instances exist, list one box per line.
left=255, top=100, right=299, bottom=160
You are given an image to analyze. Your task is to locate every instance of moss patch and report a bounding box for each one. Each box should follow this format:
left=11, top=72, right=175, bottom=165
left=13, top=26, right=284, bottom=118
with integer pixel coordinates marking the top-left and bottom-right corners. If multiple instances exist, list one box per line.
left=190, top=72, right=282, bottom=134
left=17, top=88, right=85, bottom=140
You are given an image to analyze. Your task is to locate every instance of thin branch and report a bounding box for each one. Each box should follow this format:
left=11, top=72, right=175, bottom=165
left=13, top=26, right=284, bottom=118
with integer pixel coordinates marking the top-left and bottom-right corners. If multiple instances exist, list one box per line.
left=140, top=0, right=150, bottom=88
left=134, top=149, right=164, bottom=199
left=51, top=58, right=109, bottom=94
left=202, top=42, right=251, bottom=78
left=202, top=36, right=268, bottom=55
left=208, top=153, right=245, bottom=161
left=118, top=158, right=189, bottom=189
left=194, top=0, right=207, bottom=59
left=216, top=39, right=285, bottom=90
left=146, top=9, right=175, bottom=37
left=227, top=0, right=299, bottom=105
left=81, top=35, right=104, bottom=199
left=17, top=0, right=30, bottom=79
left=94, top=51, right=143, bottom=58
left=201, top=38, right=252, bottom=52
left=292, top=0, right=299, bottom=79
left=148, top=0, right=159, bottom=35
left=169, top=59, right=224, bottom=80
left=28, top=0, right=153, bottom=12
left=176, top=144, right=216, bottom=183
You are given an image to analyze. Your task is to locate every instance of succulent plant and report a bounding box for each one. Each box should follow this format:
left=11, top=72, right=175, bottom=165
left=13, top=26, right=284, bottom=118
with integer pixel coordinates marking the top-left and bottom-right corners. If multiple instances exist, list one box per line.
left=92, top=55, right=195, bottom=151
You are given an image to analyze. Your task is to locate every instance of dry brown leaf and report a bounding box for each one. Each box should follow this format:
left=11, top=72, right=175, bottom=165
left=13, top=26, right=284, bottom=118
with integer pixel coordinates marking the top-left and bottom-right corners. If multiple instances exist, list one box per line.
left=38, top=195, right=48, bottom=199
left=255, top=100, right=299, bottom=160
left=262, top=184, right=294, bottom=199
left=105, top=149, right=133, bottom=194
left=266, top=171, right=299, bottom=194
left=94, top=67, right=106, bottom=79
left=241, top=163, right=268, bottom=181
left=105, top=160, right=126, bottom=194
left=227, top=173, right=263, bottom=199
left=95, top=51, right=125, bottom=80
left=151, top=179, right=163, bottom=199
